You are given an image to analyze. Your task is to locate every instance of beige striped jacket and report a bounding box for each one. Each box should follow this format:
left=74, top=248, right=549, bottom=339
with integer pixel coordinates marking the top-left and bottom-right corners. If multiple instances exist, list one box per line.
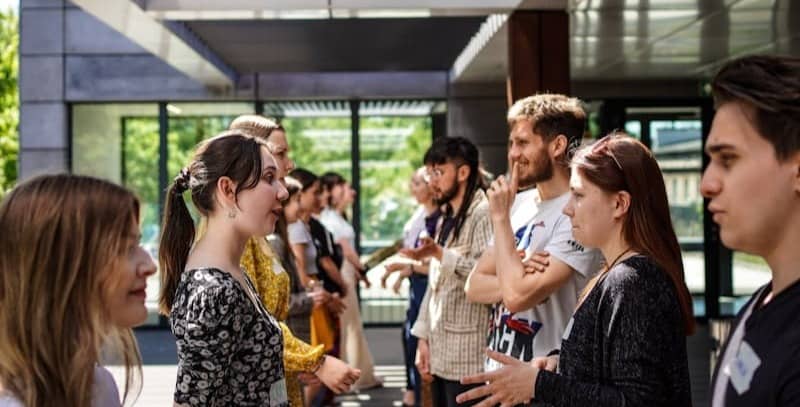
left=411, top=189, right=493, bottom=381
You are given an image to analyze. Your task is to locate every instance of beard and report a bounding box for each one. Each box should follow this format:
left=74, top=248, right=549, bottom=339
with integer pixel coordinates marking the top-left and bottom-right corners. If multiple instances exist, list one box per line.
left=516, top=149, right=554, bottom=187
left=434, top=180, right=460, bottom=206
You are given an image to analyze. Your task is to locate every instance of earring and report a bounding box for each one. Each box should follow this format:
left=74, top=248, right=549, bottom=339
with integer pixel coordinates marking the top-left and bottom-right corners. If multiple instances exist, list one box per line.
left=228, top=208, right=236, bottom=219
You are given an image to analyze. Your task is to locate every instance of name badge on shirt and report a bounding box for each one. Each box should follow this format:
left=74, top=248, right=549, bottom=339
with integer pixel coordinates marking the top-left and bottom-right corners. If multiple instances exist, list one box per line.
left=269, top=378, right=288, bottom=406
left=562, top=317, right=575, bottom=340
left=724, top=341, right=761, bottom=395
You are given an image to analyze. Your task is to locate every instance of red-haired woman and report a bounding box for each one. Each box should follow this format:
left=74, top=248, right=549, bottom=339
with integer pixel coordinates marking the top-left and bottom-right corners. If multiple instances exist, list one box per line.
left=458, top=133, right=695, bottom=407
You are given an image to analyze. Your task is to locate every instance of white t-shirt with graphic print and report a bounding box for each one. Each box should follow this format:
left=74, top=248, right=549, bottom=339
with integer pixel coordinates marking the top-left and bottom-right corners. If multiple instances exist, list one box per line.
left=486, top=190, right=603, bottom=371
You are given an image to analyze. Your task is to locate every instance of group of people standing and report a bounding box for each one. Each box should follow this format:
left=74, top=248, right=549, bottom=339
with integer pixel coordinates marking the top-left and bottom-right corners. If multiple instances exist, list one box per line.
left=0, top=54, right=798, bottom=407
left=381, top=54, right=800, bottom=407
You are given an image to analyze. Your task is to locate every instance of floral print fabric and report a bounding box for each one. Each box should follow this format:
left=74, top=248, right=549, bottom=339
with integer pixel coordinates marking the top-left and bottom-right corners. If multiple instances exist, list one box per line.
left=170, top=268, right=288, bottom=406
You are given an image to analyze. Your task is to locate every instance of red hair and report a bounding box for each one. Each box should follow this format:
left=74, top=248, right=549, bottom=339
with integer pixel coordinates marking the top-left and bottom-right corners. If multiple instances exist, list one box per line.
left=573, top=133, right=695, bottom=336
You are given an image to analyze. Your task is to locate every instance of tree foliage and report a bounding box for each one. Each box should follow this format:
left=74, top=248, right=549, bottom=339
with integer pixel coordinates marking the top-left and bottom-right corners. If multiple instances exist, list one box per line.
left=0, top=8, right=17, bottom=193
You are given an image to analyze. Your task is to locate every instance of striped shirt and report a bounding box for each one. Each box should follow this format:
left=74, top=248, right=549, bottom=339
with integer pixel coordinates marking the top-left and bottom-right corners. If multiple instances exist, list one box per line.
left=411, top=190, right=493, bottom=380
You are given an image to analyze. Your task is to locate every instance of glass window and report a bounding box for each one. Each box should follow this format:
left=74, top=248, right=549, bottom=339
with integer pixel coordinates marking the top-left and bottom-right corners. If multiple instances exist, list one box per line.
left=280, top=116, right=353, bottom=179
left=167, top=103, right=254, bottom=221
left=624, top=120, right=642, bottom=139
left=649, top=118, right=705, bottom=315
left=729, top=252, right=771, bottom=314
left=358, top=116, right=432, bottom=253
left=73, top=103, right=161, bottom=324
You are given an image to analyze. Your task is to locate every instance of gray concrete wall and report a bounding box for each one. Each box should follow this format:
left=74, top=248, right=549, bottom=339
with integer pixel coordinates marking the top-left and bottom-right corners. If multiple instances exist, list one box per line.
left=18, top=0, right=67, bottom=180
left=446, top=82, right=509, bottom=177
left=18, top=0, right=501, bottom=180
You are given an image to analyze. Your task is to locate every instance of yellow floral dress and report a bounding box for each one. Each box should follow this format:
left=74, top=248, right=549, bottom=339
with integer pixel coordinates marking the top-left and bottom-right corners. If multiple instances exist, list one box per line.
left=241, top=237, right=325, bottom=406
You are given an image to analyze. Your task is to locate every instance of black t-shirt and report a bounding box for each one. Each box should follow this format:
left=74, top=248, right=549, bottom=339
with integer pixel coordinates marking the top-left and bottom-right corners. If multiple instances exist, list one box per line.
left=308, top=217, right=343, bottom=294
left=711, top=278, right=800, bottom=406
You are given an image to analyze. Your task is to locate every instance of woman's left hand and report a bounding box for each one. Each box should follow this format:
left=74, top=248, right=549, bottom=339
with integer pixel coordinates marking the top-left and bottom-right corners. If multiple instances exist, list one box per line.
left=456, top=349, right=538, bottom=407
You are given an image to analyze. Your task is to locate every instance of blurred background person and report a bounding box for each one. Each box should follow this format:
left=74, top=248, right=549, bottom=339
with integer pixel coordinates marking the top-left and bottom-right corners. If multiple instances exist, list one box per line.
left=382, top=167, right=440, bottom=407
left=320, top=172, right=383, bottom=391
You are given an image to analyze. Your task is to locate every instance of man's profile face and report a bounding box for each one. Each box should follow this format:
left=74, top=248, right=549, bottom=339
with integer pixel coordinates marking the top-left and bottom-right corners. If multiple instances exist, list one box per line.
left=700, top=102, right=798, bottom=256
left=508, top=118, right=553, bottom=187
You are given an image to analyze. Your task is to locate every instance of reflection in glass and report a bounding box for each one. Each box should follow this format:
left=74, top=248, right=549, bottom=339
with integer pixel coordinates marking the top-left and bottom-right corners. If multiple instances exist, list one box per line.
left=648, top=118, right=705, bottom=315
left=73, top=104, right=161, bottom=324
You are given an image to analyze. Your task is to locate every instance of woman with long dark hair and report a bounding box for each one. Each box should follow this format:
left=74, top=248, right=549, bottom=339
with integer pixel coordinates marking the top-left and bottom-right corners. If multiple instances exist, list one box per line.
left=228, top=116, right=358, bottom=406
left=159, top=131, right=294, bottom=406
left=458, top=133, right=695, bottom=407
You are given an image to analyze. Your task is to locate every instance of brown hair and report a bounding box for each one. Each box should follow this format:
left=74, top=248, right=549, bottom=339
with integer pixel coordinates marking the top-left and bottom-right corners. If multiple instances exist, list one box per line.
left=573, top=133, right=696, bottom=335
left=158, top=131, right=270, bottom=314
left=711, top=55, right=800, bottom=160
left=507, top=93, right=586, bottom=164
left=284, top=175, right=303, bottom=198
left=0, top=174, right=143, bottom=406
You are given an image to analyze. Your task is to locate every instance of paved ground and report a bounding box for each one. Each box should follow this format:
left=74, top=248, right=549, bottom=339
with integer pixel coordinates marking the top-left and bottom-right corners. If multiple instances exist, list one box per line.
left=110, top=327, right=410, bottom=406
left=112, top=324, right=711, bottom=406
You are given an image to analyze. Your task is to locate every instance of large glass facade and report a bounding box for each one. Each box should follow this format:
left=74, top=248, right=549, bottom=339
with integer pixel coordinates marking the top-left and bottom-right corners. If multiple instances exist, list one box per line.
left=73, top=103, right=161, bottom=324
left=359, top=115, right=432, bottom=252
left=73, top=101, right=436, bottom=325
left=625, top=107, right=705, bottom=316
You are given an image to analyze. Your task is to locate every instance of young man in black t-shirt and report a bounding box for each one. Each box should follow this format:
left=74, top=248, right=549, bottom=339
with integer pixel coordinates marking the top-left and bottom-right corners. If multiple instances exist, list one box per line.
left=701, top=55, right=800, bottom=407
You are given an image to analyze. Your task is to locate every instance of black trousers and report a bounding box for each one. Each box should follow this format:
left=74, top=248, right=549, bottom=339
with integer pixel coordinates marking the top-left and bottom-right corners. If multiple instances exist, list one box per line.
left=431, top=375, right=484, bottom=407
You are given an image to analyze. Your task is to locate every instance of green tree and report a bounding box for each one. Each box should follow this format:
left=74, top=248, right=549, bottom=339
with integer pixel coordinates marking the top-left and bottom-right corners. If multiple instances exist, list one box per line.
left=0, top=8, right=18, bottom=193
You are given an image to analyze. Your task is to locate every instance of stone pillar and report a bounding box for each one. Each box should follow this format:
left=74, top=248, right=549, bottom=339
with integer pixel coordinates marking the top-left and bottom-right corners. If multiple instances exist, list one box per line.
left=446, top=82, right=508, bottom=178
left=18, top=0, right=69, bottom=180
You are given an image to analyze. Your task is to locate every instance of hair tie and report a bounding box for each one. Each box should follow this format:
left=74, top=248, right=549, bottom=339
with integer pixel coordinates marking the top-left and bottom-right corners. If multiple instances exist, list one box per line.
left=174, top=167, right=191, bottom=193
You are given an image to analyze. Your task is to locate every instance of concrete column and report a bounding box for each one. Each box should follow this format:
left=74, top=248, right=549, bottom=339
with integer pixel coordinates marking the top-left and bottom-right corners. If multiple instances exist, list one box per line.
left=446, top=82, right=508, bottom=177
left=18, top=0, right=68, bottom=179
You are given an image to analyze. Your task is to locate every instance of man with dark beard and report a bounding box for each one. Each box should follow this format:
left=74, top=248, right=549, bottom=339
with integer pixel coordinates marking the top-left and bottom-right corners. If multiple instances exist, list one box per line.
left=464, top=94, right=602, bottom=388
left=404, top=136, right=492, bottom=406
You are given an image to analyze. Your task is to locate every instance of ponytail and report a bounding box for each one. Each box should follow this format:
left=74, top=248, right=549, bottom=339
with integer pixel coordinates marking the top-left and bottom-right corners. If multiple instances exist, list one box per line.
left=158, top=181, right=195, bottom=315
left=156, top=131, right=269, bottom=315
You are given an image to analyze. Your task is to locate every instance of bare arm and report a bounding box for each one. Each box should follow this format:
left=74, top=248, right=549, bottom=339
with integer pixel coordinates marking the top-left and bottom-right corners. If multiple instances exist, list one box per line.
left=290, top=242, right=312, bottom=287
left=487, top=167, right=576, bottom=313
left=319, top=256, right=347, bottom=296
left=410, top=261, right=429, bottom=276
left=492, top=210, right=573, bottom=313
left=337, top=238, right=364, bottom=270
left=465, top=246, right=503, bottom=304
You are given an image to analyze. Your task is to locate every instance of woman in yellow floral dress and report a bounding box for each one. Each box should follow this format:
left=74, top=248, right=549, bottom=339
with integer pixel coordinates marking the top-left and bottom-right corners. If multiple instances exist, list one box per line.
left=230, top=115, right=360, bottom=405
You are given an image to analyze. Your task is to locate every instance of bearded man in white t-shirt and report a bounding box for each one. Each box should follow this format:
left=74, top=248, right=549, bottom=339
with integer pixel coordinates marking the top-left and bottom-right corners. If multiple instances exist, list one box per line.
left=465, top=94, right=603, bottom=375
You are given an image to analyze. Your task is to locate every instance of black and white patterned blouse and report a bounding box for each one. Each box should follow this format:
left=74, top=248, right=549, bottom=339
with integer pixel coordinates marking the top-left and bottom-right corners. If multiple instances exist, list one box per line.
left=170, top=268, right=288, bottom=406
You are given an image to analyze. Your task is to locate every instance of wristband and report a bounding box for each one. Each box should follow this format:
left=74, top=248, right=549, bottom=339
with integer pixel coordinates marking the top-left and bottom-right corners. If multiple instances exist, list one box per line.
left=312, top=354, right=327, bottom=374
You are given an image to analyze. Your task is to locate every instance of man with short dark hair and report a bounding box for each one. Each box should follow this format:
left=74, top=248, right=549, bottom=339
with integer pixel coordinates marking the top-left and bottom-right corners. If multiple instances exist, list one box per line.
left=701, top=55, right=800, bottom=406
left=407, top=136, right=492, bottom=406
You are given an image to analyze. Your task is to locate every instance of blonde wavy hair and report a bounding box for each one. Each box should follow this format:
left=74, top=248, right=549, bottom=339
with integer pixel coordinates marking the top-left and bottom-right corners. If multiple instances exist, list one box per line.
left=229, top=114, right=284, bottom=141
left=0, top=174, right=143, bottom=406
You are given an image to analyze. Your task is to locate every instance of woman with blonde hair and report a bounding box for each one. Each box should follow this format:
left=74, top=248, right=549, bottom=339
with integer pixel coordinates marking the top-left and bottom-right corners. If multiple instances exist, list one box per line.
left=0, top=174, right=156, bottom=407
left=228, top=115, right=360, bottom=405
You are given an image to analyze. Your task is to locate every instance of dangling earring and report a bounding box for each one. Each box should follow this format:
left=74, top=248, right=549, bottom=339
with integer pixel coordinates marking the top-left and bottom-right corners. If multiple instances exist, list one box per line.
left=228, top=208, right=236, bottom=219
